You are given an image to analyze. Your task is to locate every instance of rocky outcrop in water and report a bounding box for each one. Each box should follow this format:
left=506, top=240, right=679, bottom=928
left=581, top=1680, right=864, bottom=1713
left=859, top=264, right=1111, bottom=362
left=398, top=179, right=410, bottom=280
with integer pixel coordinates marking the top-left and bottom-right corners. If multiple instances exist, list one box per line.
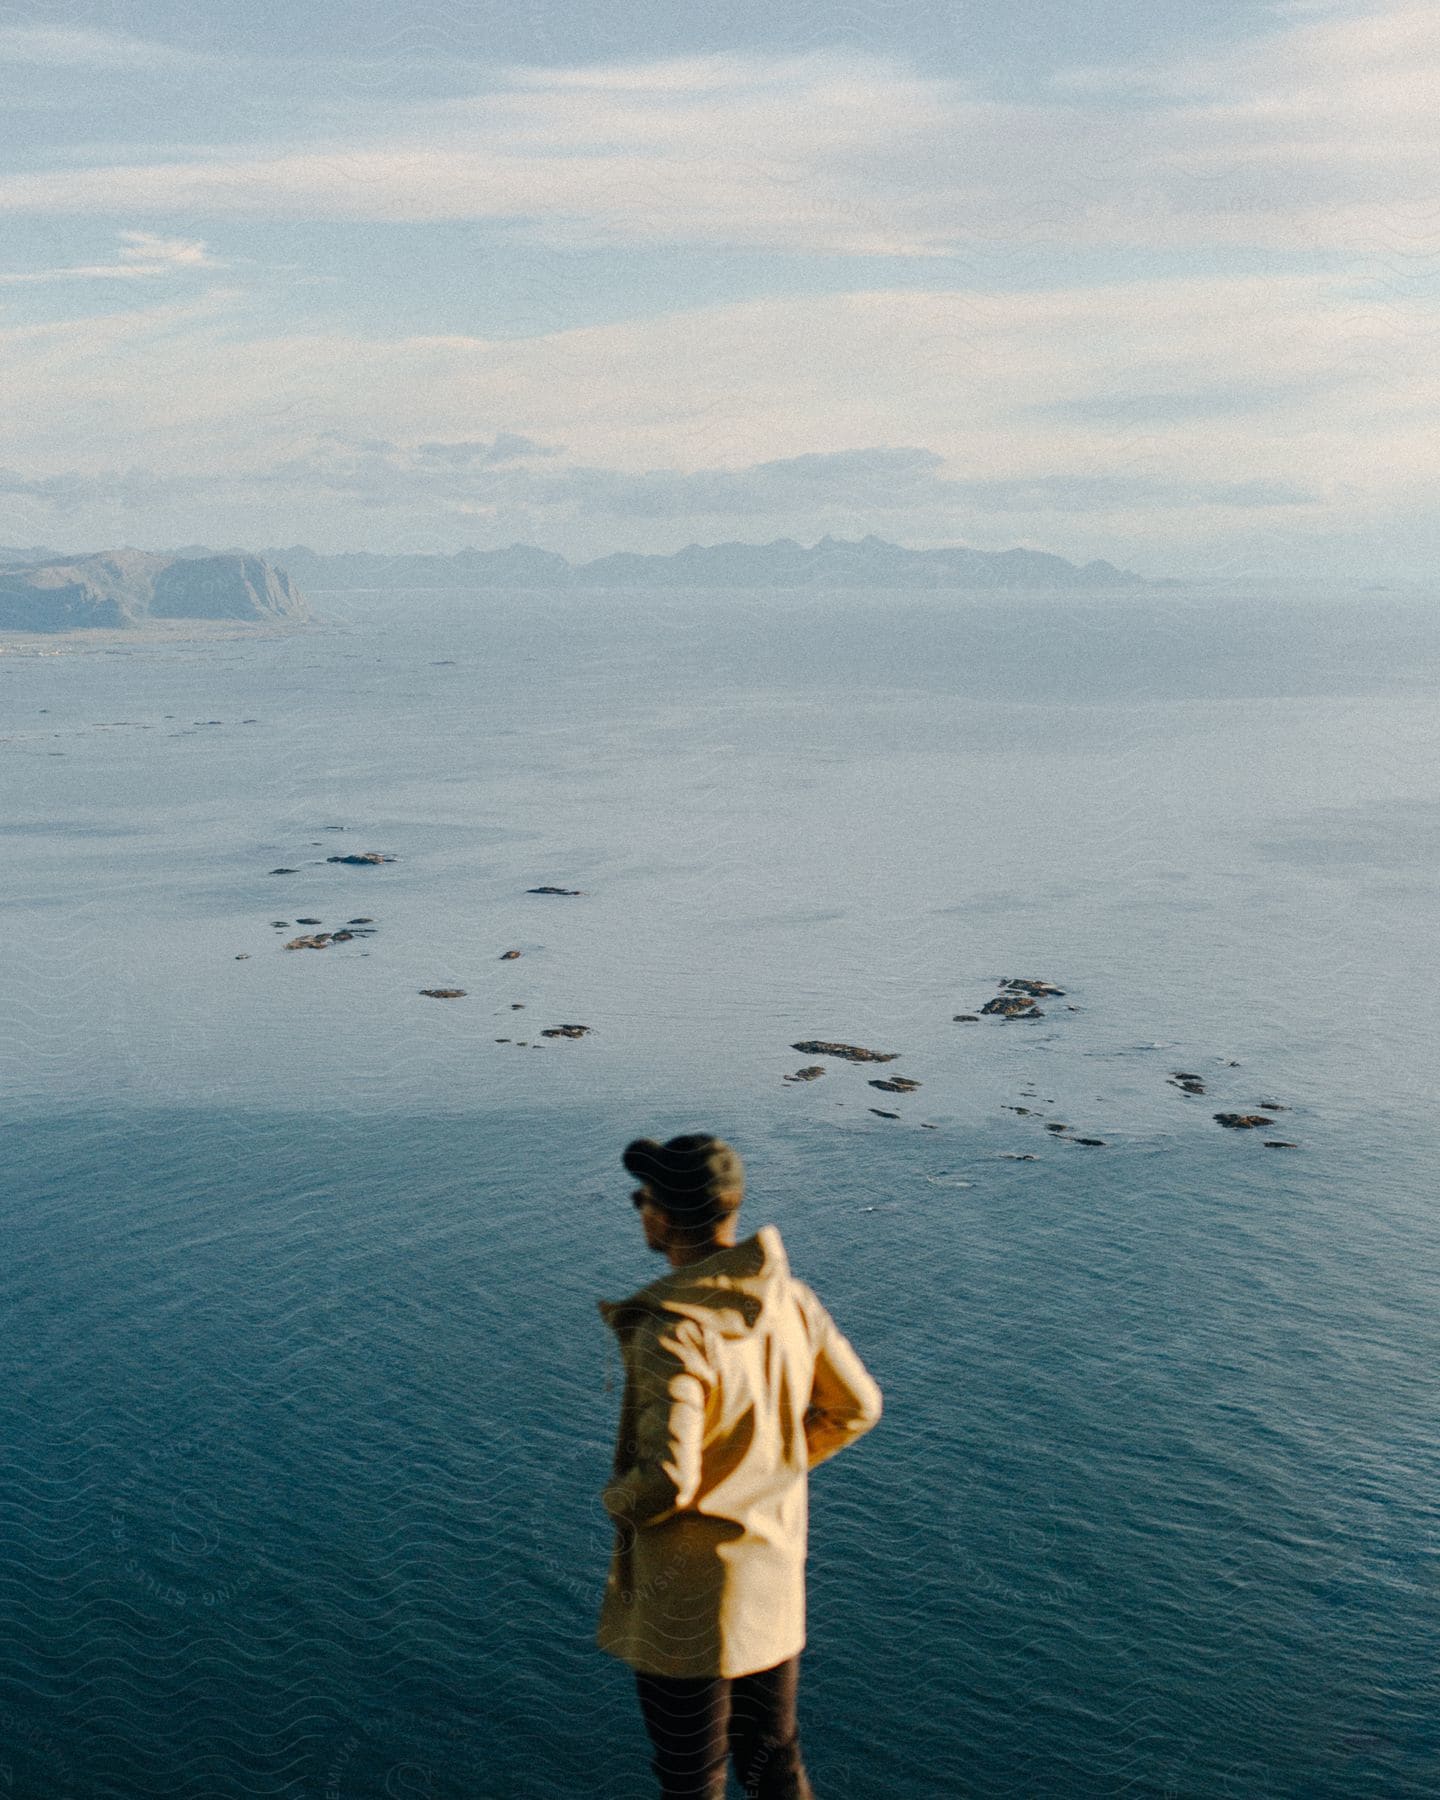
left=980, top=994, right=1043, bottom=1018
left=791, top=1041, right=899, bottom=1063
left=978, top=977, right=1066, bottom=1020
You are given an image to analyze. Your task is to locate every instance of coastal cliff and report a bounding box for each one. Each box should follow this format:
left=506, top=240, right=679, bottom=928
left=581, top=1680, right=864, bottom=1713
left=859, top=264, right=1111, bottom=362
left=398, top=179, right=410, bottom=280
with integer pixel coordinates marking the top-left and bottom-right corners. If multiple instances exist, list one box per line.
left=0, top=549, right=307, bottom=632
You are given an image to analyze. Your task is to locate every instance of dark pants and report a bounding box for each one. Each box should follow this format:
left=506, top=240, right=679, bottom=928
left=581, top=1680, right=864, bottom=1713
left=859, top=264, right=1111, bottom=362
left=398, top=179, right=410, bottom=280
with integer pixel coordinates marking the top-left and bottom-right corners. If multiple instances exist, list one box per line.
left=634, top=1656, right=815, bottom=1799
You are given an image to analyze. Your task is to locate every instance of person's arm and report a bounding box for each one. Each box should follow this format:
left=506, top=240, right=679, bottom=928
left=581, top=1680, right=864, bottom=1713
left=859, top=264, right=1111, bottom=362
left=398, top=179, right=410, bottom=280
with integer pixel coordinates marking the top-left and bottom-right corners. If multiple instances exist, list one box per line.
left=801, top=1290, right=883, bottom=1469
left=601, top=1317, right=711, bottom=1528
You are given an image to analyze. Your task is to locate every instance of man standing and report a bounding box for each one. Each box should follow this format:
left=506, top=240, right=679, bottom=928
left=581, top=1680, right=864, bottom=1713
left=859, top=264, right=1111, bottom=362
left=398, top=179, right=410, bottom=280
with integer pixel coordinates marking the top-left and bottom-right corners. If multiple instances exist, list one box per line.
left=598, top=1134, right=883, bottom=1800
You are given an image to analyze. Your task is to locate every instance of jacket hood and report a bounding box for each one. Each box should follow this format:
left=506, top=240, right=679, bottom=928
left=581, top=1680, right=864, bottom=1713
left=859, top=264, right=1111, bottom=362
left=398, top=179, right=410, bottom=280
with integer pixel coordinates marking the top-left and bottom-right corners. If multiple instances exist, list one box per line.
left=599, top=1224, right=790, bottom=1341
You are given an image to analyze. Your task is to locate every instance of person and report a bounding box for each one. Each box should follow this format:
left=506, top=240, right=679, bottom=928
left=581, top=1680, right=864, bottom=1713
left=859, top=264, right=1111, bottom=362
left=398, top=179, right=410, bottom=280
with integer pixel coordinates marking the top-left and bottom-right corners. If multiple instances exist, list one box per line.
left=597, top=1133, right=882, bottom=1800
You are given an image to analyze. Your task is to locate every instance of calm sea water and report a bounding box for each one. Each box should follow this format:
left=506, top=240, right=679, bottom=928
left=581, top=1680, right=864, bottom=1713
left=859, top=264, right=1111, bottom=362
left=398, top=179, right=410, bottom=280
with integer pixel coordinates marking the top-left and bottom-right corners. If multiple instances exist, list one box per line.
left=1, top=584, right=1437, bottom=1798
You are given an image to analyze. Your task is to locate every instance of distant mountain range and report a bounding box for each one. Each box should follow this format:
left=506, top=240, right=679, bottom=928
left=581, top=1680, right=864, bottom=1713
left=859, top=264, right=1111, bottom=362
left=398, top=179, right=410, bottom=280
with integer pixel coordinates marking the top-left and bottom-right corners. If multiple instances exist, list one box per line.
left=0, top=549, right=306, bottom=632
left=0, top=535, right=1150, bottom=631
left=254, top=535, right=1147, bottom=591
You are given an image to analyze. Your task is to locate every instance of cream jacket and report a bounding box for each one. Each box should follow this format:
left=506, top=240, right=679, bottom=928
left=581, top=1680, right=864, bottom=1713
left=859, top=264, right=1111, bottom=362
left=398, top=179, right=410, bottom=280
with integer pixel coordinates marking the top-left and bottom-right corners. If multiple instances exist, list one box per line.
left=596, top=1225, right=882, bottom=1678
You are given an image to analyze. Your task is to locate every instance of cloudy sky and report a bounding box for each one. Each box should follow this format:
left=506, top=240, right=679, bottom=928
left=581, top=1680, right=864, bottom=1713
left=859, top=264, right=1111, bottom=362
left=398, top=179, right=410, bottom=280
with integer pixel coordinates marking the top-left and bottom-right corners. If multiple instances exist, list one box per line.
left=2, top=1, right=1436, bottom=573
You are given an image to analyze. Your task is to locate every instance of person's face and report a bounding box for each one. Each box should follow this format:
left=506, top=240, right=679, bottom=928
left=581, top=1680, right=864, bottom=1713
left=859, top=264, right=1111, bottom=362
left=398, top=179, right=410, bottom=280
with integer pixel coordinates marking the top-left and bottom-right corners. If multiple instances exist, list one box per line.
left=632, top=1187, right=672, bottom=1255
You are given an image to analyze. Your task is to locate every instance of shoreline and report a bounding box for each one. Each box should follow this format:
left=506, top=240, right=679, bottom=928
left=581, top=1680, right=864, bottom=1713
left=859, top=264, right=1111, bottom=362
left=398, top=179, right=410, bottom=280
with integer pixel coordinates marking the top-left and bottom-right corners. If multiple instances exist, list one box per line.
left=0, top=618, right=314, bottom=654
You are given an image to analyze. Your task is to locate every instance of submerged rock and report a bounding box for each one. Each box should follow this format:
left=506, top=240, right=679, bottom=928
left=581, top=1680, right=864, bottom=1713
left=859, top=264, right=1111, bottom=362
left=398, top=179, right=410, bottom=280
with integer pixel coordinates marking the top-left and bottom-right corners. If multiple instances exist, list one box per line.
left=541, top=1023, right=592, bottom=1039
left=1169, top=1072, right=1208, bottom=1096
left=348, top=916, right=374, bottom=924
left=284, top=934, right=332, bottom=950
left=998, top=977, right=1066, bottom=997
left=1074, top=1137, right=1106, bottom=1147
left=783, top=1066, right=826, bottom=1083
left=1214, top=1113, right=1274, bottom=1130
left=270, top=867, right=297, bottom=875
left=528, top=885, right=582, bottom=896
left=790, top=1040, right=899, bottom=1063
left=327, top=851, right=395, bottom=866
left=1264, top=1140, right=1299, bottom=1149
left=296, top=916, right=322, bottom=925
left=420, top=988, right=466, bottom=999
left=869, top=1077, right=920, bottom=1093
left=952, top=1014, right=980, bottom=1023
left=869, top=1108, right=900, bottom=1120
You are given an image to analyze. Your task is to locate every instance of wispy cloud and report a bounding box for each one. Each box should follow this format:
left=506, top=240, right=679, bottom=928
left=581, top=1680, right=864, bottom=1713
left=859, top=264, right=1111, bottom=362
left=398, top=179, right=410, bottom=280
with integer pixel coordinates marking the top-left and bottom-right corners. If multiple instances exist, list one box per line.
left=0, top=51, right=953, bottom=255
left=0, top=11, right=1436, bottom=256
left=0, top=26, right=200, bottom=70
left=0, top=232, right=223, bottom=285
left=0, top=441, right=1318, bottom=529
left=1, top=5, right=1436, bottom=571
left=416, top=433, right=559, bottom=465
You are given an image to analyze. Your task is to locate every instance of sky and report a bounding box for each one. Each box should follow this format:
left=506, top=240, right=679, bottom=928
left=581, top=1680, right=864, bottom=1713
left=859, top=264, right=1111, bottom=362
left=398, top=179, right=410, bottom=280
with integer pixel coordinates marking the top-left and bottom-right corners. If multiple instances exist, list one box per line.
left=1, top=0, right=1437, bottom=575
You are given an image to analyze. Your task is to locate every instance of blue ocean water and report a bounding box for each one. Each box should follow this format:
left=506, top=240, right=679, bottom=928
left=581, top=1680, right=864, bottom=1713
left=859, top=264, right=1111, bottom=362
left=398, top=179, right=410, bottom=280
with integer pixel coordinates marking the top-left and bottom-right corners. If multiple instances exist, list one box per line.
left=1, top=584, right=1437, bottom=1797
